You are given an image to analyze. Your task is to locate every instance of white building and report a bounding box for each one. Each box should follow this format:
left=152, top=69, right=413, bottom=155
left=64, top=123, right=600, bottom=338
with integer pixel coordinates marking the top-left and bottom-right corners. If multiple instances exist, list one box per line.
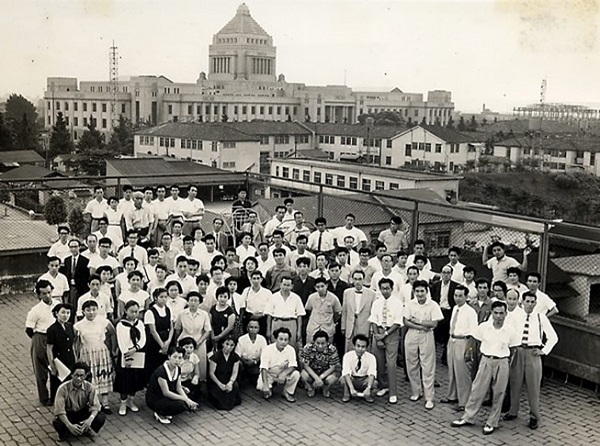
left=269, top=157, right=461, bottom=200
left=43, top=4, right=454, bottom=139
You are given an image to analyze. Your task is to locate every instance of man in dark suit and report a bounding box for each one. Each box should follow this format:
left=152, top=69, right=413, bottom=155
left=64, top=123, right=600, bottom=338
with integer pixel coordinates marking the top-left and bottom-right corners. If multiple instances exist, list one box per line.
left=327, top=262, right=350, bottom=355
left=60, top=240, right=90, bottom=317
left=430, top=265, right=460, bottom=365
left=212, top=217, right=230, bottom=253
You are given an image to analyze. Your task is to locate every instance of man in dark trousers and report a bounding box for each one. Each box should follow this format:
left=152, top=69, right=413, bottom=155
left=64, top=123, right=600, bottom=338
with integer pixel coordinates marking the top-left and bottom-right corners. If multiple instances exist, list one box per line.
left=60, top=239, right=90, bottom=319
left=327, top=262, right=349, bottom=355
left=430, top=265, right=460, bottom=365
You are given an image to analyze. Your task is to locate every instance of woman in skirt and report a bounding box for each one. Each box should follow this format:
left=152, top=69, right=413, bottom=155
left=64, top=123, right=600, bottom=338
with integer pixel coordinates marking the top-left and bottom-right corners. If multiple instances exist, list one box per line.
left=74, top=300, right=117, bottom=414
left=145, top=288, right=173, bottom=380
left=115, top=300, right=147, bottom=416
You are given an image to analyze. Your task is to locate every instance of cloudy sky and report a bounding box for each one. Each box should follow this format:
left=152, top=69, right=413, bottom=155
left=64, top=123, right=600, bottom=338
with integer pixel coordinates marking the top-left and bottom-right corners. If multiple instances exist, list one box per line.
left=1, top=0, right=598, bottom=112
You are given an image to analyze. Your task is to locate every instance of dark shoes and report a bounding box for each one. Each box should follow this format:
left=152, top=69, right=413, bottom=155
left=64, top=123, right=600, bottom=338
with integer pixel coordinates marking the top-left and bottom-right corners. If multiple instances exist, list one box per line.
left=282, top=391, right=296, bottom=403
left=482, top=399, right=492, bottom=407
left=529, top=418, right=539, bottom=430
left=440, top=398, right=458, bottom=404
left=503, top=413, right=518, bottom=421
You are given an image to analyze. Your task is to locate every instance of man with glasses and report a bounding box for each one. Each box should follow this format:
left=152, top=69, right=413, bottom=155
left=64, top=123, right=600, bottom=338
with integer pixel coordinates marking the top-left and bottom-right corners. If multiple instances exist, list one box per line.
left=124, top=191, right=152, bottom=246
left=52, top=362, right=106, bottom=441
left=88, top=238, right=120, bottom=276
left=48, top=226, right=72, bottom=263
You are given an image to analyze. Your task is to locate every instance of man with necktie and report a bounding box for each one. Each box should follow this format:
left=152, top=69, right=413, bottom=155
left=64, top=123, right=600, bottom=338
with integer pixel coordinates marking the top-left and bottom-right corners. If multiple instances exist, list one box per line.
left=341, top=334, right=378, bottom=403
left=60, top=239, right=90, bottom=316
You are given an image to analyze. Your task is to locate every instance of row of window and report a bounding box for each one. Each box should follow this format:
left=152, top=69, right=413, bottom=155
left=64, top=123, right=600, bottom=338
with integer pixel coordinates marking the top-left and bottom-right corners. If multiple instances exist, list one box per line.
left=404, top=142, right=458, bottom=156
left=171, top=104, right=298, bottom=117
left=140, top=136, right=155, bottom=146
left=543, top=162, right=567, bottom=170
left=49, top=101, right=126, bottom=115
left=47, top=115, right=108, bottom=129
left=164, top=87, right=181, bottom=94
left=274, top=166, right=401, bottom=192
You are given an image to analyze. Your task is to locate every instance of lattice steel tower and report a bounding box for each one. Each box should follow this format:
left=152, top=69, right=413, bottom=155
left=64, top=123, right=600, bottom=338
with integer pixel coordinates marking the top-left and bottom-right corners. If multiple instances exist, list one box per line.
left=109, top=41, right=119, bottom=128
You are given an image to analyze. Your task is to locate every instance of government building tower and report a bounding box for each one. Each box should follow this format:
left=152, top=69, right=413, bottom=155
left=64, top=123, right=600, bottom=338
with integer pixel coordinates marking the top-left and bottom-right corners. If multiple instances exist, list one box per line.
left=43, top=4, right=454, bottom=139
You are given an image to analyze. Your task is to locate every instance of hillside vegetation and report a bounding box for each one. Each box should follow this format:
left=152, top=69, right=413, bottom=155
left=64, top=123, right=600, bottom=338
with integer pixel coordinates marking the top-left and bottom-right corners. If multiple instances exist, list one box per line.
left=459, top=172, right=600, bottom=225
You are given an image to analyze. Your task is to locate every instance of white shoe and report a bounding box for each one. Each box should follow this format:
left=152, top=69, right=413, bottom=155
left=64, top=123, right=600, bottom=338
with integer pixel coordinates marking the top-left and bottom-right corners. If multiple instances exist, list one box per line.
left=376, top=388, right=389, bottom=397
left=154, top=412, right=171, bottom=424
left=388, top=395, right=398, bottom=404
left=127, top=398, right=139, bottom=412
left=119, top=402, right=127, bottom=416
left=425, top=400, right=435, bottom=410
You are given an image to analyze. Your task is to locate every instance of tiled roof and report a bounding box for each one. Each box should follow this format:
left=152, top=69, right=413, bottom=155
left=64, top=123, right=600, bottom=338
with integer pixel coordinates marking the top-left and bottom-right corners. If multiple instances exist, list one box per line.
left=496, top=136, right=600, bottom=153
left=217, top=4, right=269, bottom=36
left=0, top=165, right=61, bottom=180
left=0, top=218, right=57, bottom=252
left=254, top=194, right=394, bottom=227
left=287, top=149, right=329, bottom=160
left=227, top=121, right=311, bottom=136
left=420, top=125, right=475, bottom=143
left=0, top=150, right=44, bottom=164
left=136, top=122, right=259, bottom=142
left=302, top=122, right=406, bottom=139
left=106, top=158, right=244, bottom=187
left=552, top=254, right=600, bottom=276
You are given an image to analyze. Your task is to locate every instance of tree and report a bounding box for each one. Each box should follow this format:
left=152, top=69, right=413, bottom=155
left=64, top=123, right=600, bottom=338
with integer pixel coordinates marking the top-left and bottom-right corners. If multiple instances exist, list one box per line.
left=67, top=119, right=114, bottom=175
left=434, top=117, right=441, bottom=126
left=44, top=195, right=68, bottom=226
left=5, top=94, right=39, bottom=150
left=457, top=116, right=466, bottom=131
left=0, top=114, right=14, bottom=150
left=5, top=94, right=37, bottom=125
left=468, top=115, right=478, bottom=131
left=108, top=115, right=134, bottom=156
left=482, top=118, right=488, bottom=126
left=221, top=113, right=229, bottom=122
left=49, top=112, right=74, bottom=158
left=68, top=206, right=86, bottom=239
left=446, top=116, right=455, bottom=130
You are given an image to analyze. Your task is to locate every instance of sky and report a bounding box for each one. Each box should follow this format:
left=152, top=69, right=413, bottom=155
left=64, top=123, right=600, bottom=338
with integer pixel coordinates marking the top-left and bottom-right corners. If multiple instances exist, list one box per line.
left=1, top=0, right=599, bottom=113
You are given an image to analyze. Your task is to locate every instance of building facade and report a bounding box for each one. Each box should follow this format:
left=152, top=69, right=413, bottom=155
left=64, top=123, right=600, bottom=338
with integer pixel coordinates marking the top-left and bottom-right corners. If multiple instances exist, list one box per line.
left=43, top=4, right=454, bottom=139
left=269, top=157, right=461, bottom=200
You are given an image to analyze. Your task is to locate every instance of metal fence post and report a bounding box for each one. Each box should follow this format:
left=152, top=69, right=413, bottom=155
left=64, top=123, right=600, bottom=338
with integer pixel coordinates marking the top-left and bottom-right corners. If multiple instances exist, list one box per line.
left=410, top=202, right=419, bottom=247
left=539, top=221, right=550, bottom=291
left=116, top=177, right=122, bottom=198
left=317, top=185, right=324, bottom=217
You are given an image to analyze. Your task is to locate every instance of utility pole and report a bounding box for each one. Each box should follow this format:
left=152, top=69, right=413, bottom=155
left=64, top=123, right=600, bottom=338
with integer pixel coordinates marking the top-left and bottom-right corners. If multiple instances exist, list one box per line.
left=109, top=41, right=119, bottom=130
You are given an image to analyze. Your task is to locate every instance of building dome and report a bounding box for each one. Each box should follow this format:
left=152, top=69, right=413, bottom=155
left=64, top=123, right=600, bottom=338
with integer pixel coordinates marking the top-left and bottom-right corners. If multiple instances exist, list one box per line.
left=216, top=3, right=269, bottom=37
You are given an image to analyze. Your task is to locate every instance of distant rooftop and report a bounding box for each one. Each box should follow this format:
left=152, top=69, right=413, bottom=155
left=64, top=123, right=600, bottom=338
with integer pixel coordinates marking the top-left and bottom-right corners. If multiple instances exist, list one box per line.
left=302, top=122, right=406, bottom=139
left=0, top=150, right=44, bottom=165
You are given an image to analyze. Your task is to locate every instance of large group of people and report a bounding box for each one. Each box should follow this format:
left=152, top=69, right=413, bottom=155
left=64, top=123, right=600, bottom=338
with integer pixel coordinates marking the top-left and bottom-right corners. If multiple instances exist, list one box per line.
left=25, top=185, right=559, bottom=441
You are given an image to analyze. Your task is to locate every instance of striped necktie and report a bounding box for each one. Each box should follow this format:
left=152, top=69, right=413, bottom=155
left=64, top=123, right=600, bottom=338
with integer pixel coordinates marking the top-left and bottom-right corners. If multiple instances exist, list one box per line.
left=522, top=314, right=530, bottom=345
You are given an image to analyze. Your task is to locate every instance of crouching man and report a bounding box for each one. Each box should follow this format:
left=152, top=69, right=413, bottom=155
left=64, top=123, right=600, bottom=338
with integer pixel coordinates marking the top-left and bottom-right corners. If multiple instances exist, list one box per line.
left=52, top=362, right=106, bottom=441
left=341, top=334, right=378, bottom=403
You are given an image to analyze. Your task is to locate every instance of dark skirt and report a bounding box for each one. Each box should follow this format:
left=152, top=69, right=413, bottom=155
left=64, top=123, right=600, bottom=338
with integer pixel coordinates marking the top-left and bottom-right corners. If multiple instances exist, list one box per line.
left=114, top=361, right=146, bottom=395
left=207, top=381, right=241, bottom=411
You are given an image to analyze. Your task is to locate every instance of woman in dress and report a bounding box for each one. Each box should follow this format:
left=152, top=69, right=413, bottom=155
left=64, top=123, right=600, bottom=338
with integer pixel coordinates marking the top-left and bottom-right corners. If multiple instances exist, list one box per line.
left=114, top=300, right=147, bottom=416
left=174, top=291, right=212, bottom=383
left=209, top=286, right=236, bottom=352
left=146, top=346, right=198, bottom=425
left=207, top=335, right=242, bottom=411
left=46, top=303, right=76, bottom=402
left=145, top=288, right=173, bottom=381
left=165, top=280, right=187, bottom=322
left=74, top=300, right=117, bottom=414
left=225, top=277, right=245, bottom=339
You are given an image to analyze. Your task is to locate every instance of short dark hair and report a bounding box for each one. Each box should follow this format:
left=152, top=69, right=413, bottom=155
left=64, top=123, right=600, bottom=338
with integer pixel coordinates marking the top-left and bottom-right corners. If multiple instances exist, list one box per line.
left=273, top=327, right=292, bottom=339
left=312, top=330, right=329, bottom=342
left=178, top=336, right=197, bottom=349
left=448, top=246, right=461, bottom=255
left=352, top=333, right=369, bottom=346
left=272, top=229, right=284, bottom=238
left=314, top=277, right=328, bottom=286
left=492, top=281, right=508, bottom=295
left=491, top=300, right=507, bottom=311
left=165, top=280, right=183, bottom=294
left=35, top=279, right=54, bottom=294
left=526, top=272, right=542, bottom=282
left=412, top=280, right=429, bottom=290
left=315, top=217, right=327, bottom=225
left=475, top=278, right=490, bottom=288
left=522, top=291, right=538, bottom=302
left=296, top=256, right=311, bottom=267
left=454, top=284, right=468, bottom=297
left=507, top=267, right=521, bottom=277
left=490, top=241, right=505, bottom=250
left=413, top=239, right=426, bottom=247
left=71, top=361, right=90, bottom=375
left=390, top=216, right=402, bottom=225
left=378, top=278, right=394, bottom=289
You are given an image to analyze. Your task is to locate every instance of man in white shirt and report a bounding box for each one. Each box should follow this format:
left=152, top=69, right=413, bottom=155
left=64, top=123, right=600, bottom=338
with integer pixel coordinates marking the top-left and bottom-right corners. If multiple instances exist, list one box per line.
left=236, top=319, right=268, bottom=387
left=378, top=216, right=408, bottom=254
left=370, top=254, right=404, bottom=296
left=150, top=185, right=170, bottom=246
left=341, top=334, right=378, bottom=403
left=406, top=239, right=432, bottom=272
left=256, top=242, right=276, bottom=275
left=482, top=241, right=530, bottom=283
left=47, top=226, right=71, bottom=263
left=286, top=211, right=311, bottom=249
left=288, top=235, right=316, bottom=271
left=117, top=185, right=135, bottom=214
left=256, top=327, right=300, bottom=402
left=404, top=280, right=444, bottom=410
left=165, top=185, right=184, bottom=231
left=369, top=278, right=404, bottom=404
left=242, top=271, right=272, bottom=336
left=264, top=205, right=287, bottom=241
left=265, top=276, right=305, bottom=347
left=452, top=301, right=521, bottom=435
left=504, top=291, right=558, bottom=430
left=446, top=246, right=465, bottom=283
left=117, top=230, right=148, bottom=268
left=307, top=217, right=335, bottom=255
left=441, top=285, right=478, bottom=411
left=39, top=256, right=70, bottom=304
left=240, top=211, right=264, bottom=247
left=505, top=267, right=529, bottom=295
left=124, top=192, right=152, bottom=243
left=93, top=218, right=122, bottom=254
left=84, top=186, right=109, bottom=233
left=25, top=279, right=57, bottom=405
left=524, top=272, right=558, bottom=317
left=367, top=244, right=386, bottom=273
left=333, top=213, right=367, bottom=249
left=81, top=234, right=100, bottom=263
left=89, top=238, right=120, bottom=276
left=181, top=185, right=204, bottom=237
left=166, top=256, right=198, bottom=297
